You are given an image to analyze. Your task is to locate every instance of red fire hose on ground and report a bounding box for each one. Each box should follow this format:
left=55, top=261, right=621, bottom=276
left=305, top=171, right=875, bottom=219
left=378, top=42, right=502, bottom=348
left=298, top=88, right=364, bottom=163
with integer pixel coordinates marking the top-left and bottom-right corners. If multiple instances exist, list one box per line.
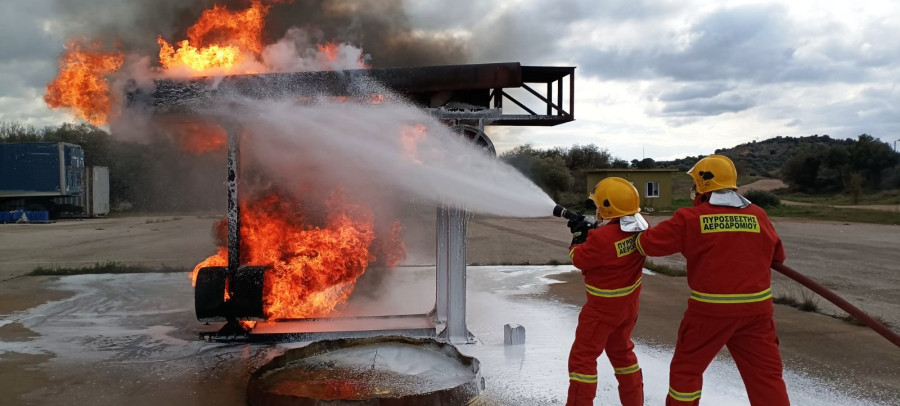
left=772, top=262, right=900, bottom=348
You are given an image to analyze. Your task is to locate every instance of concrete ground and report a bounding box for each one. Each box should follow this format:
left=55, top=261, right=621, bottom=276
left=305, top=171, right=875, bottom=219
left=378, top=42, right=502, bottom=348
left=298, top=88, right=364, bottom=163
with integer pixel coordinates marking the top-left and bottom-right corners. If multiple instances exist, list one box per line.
left=1, top=213, right=899, bottom=404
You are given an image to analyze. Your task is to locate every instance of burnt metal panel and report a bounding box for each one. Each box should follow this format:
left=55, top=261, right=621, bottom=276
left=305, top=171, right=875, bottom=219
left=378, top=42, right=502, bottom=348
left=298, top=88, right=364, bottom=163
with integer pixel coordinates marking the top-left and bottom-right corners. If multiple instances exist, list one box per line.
left=195, top=265, right=266, bottom=322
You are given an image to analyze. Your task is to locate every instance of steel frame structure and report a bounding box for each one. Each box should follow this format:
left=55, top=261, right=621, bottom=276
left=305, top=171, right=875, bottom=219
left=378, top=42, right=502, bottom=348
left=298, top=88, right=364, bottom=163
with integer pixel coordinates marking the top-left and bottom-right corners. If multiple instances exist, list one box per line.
left=139, top=63, right=575, bottom=343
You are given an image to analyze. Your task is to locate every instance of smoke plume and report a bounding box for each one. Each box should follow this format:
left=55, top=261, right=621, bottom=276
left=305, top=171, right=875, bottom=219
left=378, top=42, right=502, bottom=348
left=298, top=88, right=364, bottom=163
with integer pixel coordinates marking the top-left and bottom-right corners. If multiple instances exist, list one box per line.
left=52, top=0, right=469, bottom=68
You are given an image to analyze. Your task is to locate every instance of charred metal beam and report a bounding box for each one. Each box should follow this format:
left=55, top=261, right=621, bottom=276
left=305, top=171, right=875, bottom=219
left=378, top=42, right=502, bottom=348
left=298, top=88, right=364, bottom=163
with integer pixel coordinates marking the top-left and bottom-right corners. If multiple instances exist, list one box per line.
left=132, top=62, right=523, bottom=112
left=126, top=63, right=576, bottom=126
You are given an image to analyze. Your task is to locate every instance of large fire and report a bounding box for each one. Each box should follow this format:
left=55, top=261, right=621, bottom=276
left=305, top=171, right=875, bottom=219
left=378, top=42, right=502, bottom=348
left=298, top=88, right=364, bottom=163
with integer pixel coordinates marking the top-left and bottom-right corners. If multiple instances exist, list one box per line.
left=44, top=40, right=124, bottom=126
left=49, top=0, right=409, bottom=322
left=158, top=1, right=268, bottom=74
left=191, top=191, right=406, bottom=320
left=173, top=122, right=228, bottom=154
left=44, top=0, right=360, bottom=125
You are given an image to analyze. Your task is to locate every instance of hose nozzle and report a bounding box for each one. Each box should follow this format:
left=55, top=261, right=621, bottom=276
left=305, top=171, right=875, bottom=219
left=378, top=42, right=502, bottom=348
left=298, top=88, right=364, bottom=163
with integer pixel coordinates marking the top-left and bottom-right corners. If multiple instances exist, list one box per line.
left=553, top=203, right=598, bottom=228
left=552, top=204, right=577, bottom=221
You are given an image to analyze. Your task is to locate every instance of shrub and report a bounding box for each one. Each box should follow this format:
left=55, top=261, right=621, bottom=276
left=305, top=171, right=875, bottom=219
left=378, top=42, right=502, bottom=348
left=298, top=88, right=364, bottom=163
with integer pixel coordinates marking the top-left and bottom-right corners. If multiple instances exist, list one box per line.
left=744, top=190, right=781, bottom=208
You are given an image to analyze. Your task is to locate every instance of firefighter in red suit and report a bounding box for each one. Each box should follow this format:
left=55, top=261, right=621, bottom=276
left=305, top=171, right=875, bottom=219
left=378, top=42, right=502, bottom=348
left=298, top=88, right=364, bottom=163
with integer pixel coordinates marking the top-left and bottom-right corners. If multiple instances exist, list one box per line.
left=566, top=177, right=648, bottom=406
left=635, top=155, right=790, bottom=405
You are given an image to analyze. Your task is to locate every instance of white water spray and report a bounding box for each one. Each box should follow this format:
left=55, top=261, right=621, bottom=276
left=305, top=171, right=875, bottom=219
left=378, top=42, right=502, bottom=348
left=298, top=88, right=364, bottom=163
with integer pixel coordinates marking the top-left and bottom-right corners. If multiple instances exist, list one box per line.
left=225, top=97, right=556, bottom=217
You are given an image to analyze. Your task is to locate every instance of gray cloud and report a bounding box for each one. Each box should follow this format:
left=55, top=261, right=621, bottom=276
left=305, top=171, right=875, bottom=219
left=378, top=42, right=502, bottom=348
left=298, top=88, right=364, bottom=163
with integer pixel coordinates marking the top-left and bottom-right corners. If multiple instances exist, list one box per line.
left=809, top=86, right=900, bottom=137
left=575, top=3, right=900, bottom=86
left=660, top=5, right=794, bottom=82
left=655, top=82, right=734, bottom=102
left=576, top=4, right=798, bottom=82
left=0, top=1, right=61, bottom=62
left=1, top=0, right=898, bottom=157
left=658, top=92, right=756, bottom=117
left=0, top=60, right=58, bottom=91
left=647, top=82, right=754, bottom=119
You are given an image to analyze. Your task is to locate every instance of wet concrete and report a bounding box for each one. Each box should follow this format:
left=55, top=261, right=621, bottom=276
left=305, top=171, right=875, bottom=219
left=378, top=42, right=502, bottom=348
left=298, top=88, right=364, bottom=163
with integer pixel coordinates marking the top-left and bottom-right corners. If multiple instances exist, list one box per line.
left=2, top=215, right=899, bottom=405
left=0, top=267, right=896, bottom=405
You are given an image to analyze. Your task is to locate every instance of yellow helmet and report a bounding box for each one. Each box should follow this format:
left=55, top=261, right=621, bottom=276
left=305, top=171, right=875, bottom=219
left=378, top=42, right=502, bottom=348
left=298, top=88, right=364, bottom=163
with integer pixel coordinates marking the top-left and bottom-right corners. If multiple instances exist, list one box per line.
left=591, top=177, right=641, bottom=219
left=688, top=154, right=737, bottom=194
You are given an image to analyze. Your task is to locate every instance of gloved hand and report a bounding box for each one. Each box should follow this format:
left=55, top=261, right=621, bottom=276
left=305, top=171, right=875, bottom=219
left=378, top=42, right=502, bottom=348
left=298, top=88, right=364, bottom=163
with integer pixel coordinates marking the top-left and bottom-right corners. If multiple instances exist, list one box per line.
left=569, top=220, right=591, bottom=245
left=567, top=216, right=588, bottom=233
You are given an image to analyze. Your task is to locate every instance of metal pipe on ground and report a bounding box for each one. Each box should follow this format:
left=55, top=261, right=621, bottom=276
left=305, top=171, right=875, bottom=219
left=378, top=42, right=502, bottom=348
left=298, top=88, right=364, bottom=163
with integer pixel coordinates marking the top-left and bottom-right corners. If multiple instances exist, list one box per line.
left=772, top=262, right=900, bottom=348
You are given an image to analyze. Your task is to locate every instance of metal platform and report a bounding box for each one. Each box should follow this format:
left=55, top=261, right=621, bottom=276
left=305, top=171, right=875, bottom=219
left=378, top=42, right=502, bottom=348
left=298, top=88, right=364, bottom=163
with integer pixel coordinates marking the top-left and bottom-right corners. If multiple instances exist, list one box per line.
left=127, top=62, right=575, bottom=127
left=247, top=314, right=436, bottom=342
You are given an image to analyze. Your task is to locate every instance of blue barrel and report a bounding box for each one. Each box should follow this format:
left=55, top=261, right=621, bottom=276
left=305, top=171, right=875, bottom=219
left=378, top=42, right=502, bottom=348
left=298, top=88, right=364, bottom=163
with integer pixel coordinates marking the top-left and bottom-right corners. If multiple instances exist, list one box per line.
left=26, top=211, right=50, bottom=222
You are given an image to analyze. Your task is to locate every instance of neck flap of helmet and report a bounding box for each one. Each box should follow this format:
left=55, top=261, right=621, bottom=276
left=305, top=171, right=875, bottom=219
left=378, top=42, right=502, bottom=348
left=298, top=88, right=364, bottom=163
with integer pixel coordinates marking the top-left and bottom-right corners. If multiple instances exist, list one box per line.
left=619, top=213, right=649, bottom=232
left=709, top=190, right=751, bottom=208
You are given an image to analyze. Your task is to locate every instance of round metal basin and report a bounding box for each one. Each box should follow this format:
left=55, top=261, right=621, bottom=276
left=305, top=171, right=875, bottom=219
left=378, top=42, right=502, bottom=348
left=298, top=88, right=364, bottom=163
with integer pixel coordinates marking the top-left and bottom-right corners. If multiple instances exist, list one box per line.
left=247, top=336, right=483, bottom=405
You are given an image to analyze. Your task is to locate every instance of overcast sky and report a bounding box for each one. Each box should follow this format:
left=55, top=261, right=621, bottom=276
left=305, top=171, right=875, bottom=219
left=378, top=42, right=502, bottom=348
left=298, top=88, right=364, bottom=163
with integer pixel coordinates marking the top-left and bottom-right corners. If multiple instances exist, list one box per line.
left=2, top=0, right=899, bottom=161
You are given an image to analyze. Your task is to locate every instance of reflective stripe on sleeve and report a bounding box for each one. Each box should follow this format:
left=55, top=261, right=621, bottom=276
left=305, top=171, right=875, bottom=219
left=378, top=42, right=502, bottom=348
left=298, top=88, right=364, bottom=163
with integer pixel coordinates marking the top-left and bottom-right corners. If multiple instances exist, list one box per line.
left=635, top=233, right=647, bottom=256
left=585, top=277, right=642, bottom=298
left=613, top=363, right=641, bottom=375
left=690, top=288, right=772, bottom=304
left=568, top=246, right=576, bottom=260
left=569, top=372, right=598, bottom=383
left=668, top=387, right=702, bottom=402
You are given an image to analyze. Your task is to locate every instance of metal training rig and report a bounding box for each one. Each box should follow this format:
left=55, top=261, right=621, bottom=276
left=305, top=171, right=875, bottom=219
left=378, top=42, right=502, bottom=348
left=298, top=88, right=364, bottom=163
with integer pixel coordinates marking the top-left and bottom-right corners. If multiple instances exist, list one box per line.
left=126, top=62, right=575, bottom=343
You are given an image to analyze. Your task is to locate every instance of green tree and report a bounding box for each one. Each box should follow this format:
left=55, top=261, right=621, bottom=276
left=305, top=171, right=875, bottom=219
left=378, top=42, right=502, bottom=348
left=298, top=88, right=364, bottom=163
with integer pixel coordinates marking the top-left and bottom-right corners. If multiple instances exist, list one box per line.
left=565, top=144, right=612, bottom=170
left=611, top=158, right=630, bottom=168
left=532, top=155, right=573, bottom=202
left=782, top=153, right=821, bottom=192
left=501, top=145, right=574, bottom=202
left=0, top=122, right=42, bottom=142
left=500, top=144, right=540, bottom=176
left=848, top=134, right=898, bottom=188
left=846, top=172, right=864, bottom=204
left=631, top=158, right=656, bottom=169
left=43, top=123, right=112, bottom=167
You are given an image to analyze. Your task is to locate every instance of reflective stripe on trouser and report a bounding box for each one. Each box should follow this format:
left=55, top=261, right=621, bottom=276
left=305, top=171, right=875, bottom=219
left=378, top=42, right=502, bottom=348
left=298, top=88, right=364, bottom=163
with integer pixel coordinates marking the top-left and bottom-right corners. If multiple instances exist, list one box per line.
left=567, top=288, right=642, bottom=406
left=666, top=312, right=789, bottom=406
left=690, top=288, right=772, bottom=304
left=586, top=277, right=642, bottom=298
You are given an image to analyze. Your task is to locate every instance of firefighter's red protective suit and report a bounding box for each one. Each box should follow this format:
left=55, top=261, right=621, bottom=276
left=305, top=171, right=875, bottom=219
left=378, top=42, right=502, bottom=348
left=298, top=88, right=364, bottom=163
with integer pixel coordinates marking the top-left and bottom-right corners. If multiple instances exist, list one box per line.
left=566, top=218, right=645, bottom=406
left=635, top=194, right=790, bottom=406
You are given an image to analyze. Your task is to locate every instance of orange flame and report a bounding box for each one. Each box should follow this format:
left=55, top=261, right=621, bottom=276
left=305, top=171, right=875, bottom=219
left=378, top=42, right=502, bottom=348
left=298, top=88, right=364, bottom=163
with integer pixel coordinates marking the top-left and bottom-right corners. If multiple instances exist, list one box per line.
left=191, top=191, right=405, bottom=319
left=317, top=41, right=368, bottom=69
left=173, top=122, right=228, bottom=154
left=400, top=124, right=428, bottom=164
left=43, top=40, right=124, bottom=125
left=158, top=1, right=269, bottom=73
left=317, top=42, right=342, bottom=62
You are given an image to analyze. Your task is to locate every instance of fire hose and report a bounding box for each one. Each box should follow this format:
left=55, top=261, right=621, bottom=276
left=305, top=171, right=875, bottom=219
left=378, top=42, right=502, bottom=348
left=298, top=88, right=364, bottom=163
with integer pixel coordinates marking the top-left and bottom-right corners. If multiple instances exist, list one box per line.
left=552, top=204, right=900, bottom=349
left=771, top=262, right=900, bottom=348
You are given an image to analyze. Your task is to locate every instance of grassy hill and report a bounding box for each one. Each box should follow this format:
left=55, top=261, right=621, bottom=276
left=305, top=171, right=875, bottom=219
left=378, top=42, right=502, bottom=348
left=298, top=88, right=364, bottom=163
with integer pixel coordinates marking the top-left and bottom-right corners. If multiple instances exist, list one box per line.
left=659, top=135, right=854, bottom=177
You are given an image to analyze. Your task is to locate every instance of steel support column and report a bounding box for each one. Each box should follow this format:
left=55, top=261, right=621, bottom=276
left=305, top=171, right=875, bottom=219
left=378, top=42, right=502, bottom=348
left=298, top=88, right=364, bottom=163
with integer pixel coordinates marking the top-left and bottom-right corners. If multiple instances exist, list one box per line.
left=436, top=205, right=472, bottom=344
left=226, top=124, right=241, bottom=271
left=435, top=206, right=449, bottom=325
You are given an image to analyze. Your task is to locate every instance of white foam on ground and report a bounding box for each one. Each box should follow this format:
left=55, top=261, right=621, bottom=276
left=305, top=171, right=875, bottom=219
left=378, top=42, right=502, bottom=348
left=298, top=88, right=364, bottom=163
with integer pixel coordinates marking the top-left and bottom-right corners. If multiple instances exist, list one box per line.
left=464, top=266, right=896, bottom=406
left=0, top=269, right=894, bottom=405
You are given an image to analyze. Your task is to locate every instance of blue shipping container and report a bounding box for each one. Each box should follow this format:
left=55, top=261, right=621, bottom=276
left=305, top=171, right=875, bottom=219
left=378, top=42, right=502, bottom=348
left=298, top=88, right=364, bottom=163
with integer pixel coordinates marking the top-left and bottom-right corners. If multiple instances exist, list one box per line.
left=0, top=142, right=85, bottom=197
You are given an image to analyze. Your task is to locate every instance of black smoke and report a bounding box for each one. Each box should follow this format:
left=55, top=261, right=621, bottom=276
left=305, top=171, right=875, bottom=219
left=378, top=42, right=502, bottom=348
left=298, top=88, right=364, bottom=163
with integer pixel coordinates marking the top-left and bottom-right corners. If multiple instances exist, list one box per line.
left=51, top=0, right=468, bottom=68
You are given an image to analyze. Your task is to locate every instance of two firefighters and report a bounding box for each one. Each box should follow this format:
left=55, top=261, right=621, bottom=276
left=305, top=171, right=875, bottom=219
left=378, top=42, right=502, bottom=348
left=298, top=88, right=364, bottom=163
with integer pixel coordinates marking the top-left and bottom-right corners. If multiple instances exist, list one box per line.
left=565, top=154, right=790, bottom=405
